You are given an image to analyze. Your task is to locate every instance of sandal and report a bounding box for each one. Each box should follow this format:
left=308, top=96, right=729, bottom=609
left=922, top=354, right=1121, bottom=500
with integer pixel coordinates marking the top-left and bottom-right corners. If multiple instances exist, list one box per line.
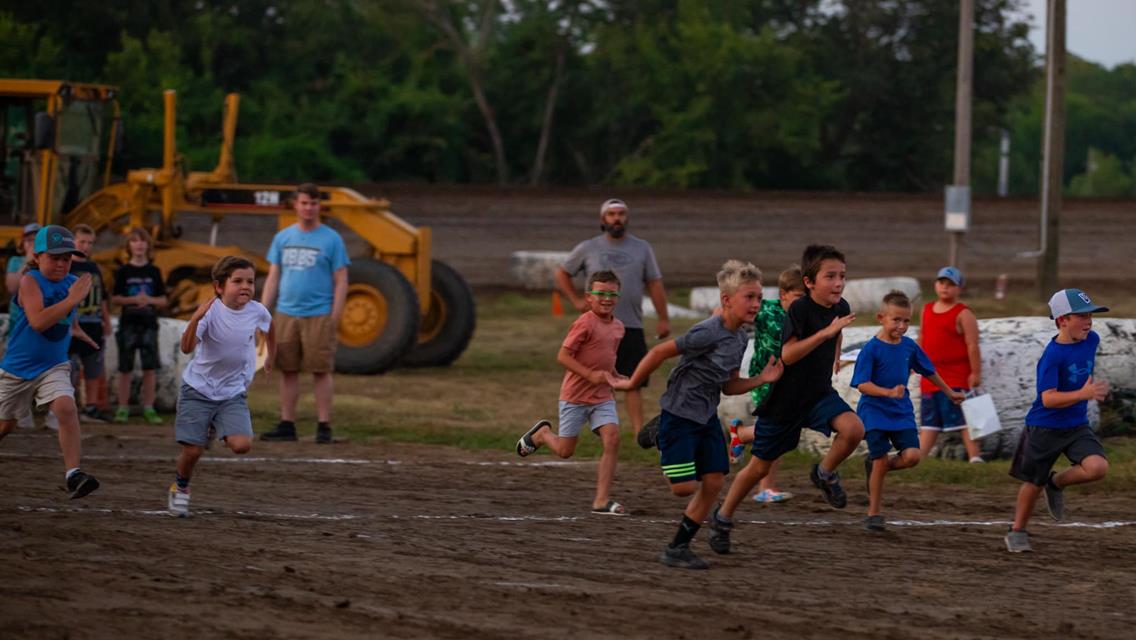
left=590, top=500, right=628, bottom=516
left=516, top=420, right=551, bottom=457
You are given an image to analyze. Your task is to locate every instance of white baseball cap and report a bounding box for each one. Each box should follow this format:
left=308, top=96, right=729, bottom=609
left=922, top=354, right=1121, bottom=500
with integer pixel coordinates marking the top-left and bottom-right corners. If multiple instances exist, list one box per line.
left=599, top=198, right=628, bottom=215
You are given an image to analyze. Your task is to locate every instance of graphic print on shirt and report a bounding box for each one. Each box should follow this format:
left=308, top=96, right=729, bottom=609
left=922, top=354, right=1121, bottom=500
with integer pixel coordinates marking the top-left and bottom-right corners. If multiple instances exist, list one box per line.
left=281, top=246, right=321, bottom=271
left=598, top=250, right=635, bottom=268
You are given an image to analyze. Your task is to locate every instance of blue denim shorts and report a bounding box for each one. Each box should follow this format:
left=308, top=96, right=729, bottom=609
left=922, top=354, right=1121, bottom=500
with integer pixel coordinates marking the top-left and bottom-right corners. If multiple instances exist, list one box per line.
left=920, top=390, right=966, bottom=431
left=174, top=384, right=253, bottom=447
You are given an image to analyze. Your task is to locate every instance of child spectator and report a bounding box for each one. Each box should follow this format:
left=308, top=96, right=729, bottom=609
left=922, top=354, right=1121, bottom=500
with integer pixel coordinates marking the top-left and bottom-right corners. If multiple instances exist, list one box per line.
left=611, top=260, right=782, bottom=569
left=68, top=224, right=113, bottom=422
left=168, top=256, right=274, bottom=517
left=1005, top=289, right=1111, bottom=553
left=853, top=291, right=962, bottom=531
left=0, top=225, right=100, bottom=498
left=112, top=227, right=167, bottom=424
left=516, top=270, right=628, bottom=515
left=4, top=223, right=40, bottom=429
left=709, top=245, right=863, bottom=555
left=917, top=267, right=983, bottom=462
left=728, top=265, right=807, bottom=504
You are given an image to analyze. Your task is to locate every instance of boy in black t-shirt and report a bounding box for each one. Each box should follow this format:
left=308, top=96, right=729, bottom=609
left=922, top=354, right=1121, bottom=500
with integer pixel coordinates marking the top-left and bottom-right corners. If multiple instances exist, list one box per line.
left=706, top=245, right=865, bottom=555
left=111, top=227, right=168, bottom=424
left=68, top=225, right=113, bottom=422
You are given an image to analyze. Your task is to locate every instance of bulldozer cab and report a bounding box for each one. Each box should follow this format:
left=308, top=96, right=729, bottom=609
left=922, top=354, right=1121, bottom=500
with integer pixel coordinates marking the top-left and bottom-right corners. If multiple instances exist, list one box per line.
left=0, top=80, right=120, bottom=239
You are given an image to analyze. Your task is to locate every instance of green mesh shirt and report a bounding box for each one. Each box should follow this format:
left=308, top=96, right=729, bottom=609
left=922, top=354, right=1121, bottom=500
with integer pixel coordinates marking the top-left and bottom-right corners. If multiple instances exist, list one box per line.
left=748, top=299, right=786, bottom=409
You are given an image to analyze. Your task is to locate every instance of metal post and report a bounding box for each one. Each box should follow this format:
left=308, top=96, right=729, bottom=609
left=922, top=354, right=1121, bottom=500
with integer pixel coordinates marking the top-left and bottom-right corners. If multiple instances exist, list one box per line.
left=1037, top=0, right=1065, bottom=300
left=997, top=129, right=1010, bottom=197
left=949, top=0, right=974, bottom=267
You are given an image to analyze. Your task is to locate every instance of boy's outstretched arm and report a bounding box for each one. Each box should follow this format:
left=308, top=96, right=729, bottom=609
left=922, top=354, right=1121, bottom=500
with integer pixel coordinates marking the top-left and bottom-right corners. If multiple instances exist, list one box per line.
left=21, top=272, right=91, bottom=332
left=557, top=346, right=608, bottom=386
left=71, top=316, right=99, bottom=350
left=780, top=314, right=855, bottom=365
left=610, top=339, right=679, bottom=390
left=927, top=373, right=965, bottom=403
left=721, top=356, right=783, bottom=395
left=180, top=296, right=215, bottom=354
left=1042, top=377, right=1110, bottom=408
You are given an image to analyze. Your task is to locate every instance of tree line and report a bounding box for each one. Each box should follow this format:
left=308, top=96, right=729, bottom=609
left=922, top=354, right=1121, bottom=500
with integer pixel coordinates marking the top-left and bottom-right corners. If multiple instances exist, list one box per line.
left=2, top=0, right=1133, bottom=195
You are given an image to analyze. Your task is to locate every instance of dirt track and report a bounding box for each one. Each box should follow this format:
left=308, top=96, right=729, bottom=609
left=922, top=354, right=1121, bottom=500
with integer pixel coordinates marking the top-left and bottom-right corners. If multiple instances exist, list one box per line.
left=3, top=426, right=1135, bottom=639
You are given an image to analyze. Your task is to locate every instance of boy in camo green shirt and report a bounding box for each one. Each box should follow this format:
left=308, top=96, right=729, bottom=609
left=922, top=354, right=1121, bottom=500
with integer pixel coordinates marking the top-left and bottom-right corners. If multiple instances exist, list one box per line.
left=728, top=266, right=805, bottom=503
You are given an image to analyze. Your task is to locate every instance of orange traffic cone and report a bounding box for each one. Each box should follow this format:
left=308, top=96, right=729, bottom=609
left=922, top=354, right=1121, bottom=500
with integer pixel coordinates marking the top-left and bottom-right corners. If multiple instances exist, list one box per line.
left=551, top=290, right=564, bottom=317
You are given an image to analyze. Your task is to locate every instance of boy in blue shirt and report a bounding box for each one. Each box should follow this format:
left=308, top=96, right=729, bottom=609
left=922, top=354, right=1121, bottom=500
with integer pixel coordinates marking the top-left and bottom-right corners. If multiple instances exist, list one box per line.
left=852, top=291, right=962, bottom=531
left=611, top=260, right=782, bottom=569
left=0, top=226, right=100, bottom=498
left=1005, top=289, right=1111, bottom=553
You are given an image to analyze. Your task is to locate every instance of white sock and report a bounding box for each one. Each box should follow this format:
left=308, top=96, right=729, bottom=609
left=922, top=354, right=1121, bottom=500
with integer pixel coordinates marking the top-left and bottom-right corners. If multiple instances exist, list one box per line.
left=65, top=467, right=80, bottom=480
left=818, top=464, right=835, bottom=480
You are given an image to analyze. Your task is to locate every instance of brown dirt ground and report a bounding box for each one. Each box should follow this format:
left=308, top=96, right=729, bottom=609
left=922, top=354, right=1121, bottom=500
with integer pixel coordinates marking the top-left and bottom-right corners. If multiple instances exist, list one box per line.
left=2, top=426, right=1135, bottom=639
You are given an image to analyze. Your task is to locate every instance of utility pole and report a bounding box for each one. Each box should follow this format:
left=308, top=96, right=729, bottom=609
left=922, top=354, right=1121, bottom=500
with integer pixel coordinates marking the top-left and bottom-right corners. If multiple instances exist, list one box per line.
left=947, top=0, right=974, bottom=268
left=1037, top=0, right=1066, bottom=300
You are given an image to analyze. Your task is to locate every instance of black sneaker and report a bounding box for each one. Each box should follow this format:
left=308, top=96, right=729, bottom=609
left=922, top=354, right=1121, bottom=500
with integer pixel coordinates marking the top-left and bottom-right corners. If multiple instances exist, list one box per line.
left=660, top=543, right=709, bottom=570
left=810, top=463, right=847, bottom=509
left=316, top=425, right=333, bottom=445
left=863, top=514, right=886, bottom=532
left=1044, top=472, right=1064, bottom=521
left=66, top=470, right=100, bottom=499
left=260, top=422, right=298, bottom=442
left=707, top=506, right=733, bottom=555
left=637, top=414, right=661, bottom=449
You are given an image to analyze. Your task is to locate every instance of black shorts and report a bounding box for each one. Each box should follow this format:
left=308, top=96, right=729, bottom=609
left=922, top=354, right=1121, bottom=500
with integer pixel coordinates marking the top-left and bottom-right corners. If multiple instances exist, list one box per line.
left=616, top=328, right=649, bottom=387
left=69, top=322, right=105, bottom=359
left=1009, top=425, right=1106, bottom=486
left=116, top=322, right=160, bottom=372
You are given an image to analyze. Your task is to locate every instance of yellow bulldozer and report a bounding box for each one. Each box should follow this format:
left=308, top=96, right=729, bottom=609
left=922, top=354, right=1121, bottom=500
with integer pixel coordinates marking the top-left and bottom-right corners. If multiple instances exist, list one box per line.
left=0, top=79, right=474, bottom=373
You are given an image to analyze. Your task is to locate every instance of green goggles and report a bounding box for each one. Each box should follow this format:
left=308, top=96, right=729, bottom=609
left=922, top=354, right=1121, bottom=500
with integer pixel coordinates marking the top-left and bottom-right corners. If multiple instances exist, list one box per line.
left=587, top=290, right=621, bottom=299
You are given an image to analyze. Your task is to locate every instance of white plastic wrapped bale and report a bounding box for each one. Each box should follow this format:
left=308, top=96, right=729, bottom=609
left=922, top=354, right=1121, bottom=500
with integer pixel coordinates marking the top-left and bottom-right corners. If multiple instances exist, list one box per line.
left=509, top=251, right=571, bottom=290
left=840, top=277, right=921, bottom=315
left=104, top=317, right=194, bottom=412
left=689, top=286, right=780, bottom=315
left=641, top=299, right=703, bottom=320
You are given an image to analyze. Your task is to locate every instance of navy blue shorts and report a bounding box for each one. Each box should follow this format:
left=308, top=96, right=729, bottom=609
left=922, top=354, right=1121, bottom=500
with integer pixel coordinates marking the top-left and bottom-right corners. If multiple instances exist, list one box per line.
left=865, top=428, right=920, bottom=460
left=920, top=389, right=966, bottom=431
left=1010, top=425, right=1106, bottom=486
left=751, top=390, right=854, bottom=461
left=657, top=410, right=729, bottom=484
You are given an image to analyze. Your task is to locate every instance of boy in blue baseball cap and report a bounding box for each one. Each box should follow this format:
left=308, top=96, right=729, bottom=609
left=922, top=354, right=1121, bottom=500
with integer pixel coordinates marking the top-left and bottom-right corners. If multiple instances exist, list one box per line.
left=1004, top=288, right=1110, bottom=552
left=0, top=225, right=101, bottom=498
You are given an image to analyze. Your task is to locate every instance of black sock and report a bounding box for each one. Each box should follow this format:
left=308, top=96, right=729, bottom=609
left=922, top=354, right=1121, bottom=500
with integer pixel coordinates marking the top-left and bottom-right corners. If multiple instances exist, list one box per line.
left=671, top=515, right=700, bottom=548
left=317, top=421, right=330, bottom=431
left=175, top=473, right=190, bottom=491
left=279, top=420, right=296, bottom=431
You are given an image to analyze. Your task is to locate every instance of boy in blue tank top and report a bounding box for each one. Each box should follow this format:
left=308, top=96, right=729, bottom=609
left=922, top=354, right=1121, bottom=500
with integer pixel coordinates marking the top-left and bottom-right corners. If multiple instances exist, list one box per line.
left=1004, top=289, right=1111, bottom=553
left=0, top=226, right=101, bottom=498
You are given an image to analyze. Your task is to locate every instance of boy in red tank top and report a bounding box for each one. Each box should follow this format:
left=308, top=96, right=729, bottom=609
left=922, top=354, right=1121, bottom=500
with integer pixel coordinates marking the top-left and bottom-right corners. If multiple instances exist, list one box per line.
left=917, top=267, right=983, bottom=462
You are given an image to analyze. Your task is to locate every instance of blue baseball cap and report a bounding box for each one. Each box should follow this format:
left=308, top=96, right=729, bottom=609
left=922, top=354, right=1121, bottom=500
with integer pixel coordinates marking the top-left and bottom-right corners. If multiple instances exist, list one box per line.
left=22, top=223, right=41, bottom=236
left=936, top=266, right=964, bottom=286
left=1048, top=288, right=1108, bottom=319
left=33, top=225, right=84, bottom=257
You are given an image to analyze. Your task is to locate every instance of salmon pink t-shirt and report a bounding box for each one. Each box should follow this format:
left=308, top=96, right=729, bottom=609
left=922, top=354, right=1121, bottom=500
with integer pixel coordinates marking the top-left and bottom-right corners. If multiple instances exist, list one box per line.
left=559, top=311, right=625, bottom=404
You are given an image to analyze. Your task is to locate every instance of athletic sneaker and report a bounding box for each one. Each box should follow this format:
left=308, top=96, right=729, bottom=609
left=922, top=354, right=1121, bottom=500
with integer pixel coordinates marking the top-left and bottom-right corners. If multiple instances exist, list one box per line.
left=809, top=463, right=848, bottom=509
left=260, top=422, right=298, bottom=442
left=864, top=455, right=874, bottom=497
left=1044, top=472, right=1064, bottom=522
left=660, top=543, right=709, bottom=570
left=863, top=514, right=886, bottom=532
left=515, top=420, right=550, bottom=457
left=706, top=506, right=732, bottom=554
left=66, top=470, right=100, bottom=499
left=753, top=489, right=793, bottom=504
left=143, top=407, right=163, bottom=425
left=316, top=425, right=333, bottom=444
left=81, top=406, right=110, bottom=423
left=113, top=406, right=130, bottom=424
left=168, top=484, right=190, bottom=518
left=637, top=414, right=660, bottom=450
left=1004, top=529, right=1033, bottom=553
left=728, top=419, right=744, bottom=464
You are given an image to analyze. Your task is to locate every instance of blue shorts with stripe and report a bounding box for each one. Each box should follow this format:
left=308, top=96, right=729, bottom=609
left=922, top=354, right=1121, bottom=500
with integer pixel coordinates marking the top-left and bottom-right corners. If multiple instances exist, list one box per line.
left=657, top=409, right=729, bottom=484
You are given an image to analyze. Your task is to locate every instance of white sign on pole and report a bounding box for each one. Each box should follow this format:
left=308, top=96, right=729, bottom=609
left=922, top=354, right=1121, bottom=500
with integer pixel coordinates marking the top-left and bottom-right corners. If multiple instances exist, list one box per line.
left=945, top=185, right=971, bottom=232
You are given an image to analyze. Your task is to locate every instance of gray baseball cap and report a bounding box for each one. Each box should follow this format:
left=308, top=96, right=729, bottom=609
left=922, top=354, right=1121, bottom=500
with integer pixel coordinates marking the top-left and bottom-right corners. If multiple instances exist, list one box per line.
left=1048, top=288, right=1108, bottom=319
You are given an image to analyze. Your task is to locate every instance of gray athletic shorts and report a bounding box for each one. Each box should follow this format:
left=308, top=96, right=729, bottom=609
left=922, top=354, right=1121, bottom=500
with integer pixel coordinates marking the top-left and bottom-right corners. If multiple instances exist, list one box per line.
left=557, top=399, right=619, bottom=438
left=174, top=383, right=253, bottom=447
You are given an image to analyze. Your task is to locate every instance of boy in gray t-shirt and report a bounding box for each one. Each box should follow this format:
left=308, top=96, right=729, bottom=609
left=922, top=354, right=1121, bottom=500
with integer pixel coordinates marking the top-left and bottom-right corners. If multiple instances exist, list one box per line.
left=612, top=260, right=782, bottom=570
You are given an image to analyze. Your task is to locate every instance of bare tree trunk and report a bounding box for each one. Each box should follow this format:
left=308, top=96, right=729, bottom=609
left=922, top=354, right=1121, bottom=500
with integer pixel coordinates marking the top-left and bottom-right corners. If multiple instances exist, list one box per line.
left=530, top=44, right=566, bottom=186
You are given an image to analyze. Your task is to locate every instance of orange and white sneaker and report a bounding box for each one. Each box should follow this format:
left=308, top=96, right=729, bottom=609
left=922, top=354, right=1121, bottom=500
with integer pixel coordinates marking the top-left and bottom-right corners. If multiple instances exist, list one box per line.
left=167, top=484, right=190, bottom=518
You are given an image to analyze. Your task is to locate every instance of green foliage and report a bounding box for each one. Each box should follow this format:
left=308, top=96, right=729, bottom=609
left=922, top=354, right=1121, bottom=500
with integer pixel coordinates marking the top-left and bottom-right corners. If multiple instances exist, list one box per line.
left=1068, top=149, right=1135, bottom=198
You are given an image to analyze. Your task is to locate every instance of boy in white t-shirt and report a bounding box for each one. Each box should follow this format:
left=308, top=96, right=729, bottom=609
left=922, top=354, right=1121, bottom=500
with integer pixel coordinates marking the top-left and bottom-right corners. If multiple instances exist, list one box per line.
left=168, top=256, right=275, bottom=517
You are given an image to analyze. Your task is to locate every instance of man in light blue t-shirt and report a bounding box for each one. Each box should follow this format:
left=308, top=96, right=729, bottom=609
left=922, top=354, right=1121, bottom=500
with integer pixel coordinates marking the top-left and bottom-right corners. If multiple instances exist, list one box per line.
left=259, top=183, right=349, bottom=444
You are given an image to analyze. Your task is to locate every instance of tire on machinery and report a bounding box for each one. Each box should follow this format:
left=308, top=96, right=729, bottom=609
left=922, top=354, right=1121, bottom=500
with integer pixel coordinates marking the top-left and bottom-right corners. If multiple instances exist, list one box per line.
left=335, top=259, right=420, bottom=374
left=400, top=260, right=476, bottom=367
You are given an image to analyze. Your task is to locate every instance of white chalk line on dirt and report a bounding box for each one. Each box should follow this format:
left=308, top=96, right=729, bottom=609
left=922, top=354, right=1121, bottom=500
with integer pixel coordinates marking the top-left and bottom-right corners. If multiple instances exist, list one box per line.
left=0, top=451, right=583, bottom=467
left=9, top=504, right=1136, bottom=530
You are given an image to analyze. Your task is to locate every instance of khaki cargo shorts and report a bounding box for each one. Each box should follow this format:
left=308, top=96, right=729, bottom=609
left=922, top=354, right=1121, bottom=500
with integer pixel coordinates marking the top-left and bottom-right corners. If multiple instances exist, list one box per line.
left=0, top=363, right=74, bottom=421
left=274, top=312, right=337, bottom=374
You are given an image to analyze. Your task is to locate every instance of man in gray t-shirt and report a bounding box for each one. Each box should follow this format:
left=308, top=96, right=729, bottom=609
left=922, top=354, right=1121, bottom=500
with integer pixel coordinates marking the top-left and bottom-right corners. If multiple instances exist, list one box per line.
left=556, top=198, right=670, bottom=436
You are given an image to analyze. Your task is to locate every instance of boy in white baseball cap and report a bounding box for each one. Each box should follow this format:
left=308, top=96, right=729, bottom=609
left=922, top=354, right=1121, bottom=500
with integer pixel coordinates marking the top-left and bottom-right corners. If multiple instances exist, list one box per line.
left=1004, top=288, right=1110, bottom=552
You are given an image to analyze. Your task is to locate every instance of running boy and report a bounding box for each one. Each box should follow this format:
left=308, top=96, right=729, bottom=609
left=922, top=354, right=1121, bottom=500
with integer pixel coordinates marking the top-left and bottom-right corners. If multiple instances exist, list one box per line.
left=728, top=265, right=806, bottom=504
left=69, top=224, right=113, bottom=422
left=709, top=245, right=863, bottom=554
left=853, top=291, right=963, bottom=531
left=516, top=270, right=627, bottom=515
left=0, top=225, right=100, bottom=498
left=168, top=256, right=274, bottom=517
left=112, top=227, right=167, bottom=424
left=1004, top=289, right=1111, bottom=553
left=611, top=260, right=783, bottom=569
left=917, top=267, right=983, bottom=462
